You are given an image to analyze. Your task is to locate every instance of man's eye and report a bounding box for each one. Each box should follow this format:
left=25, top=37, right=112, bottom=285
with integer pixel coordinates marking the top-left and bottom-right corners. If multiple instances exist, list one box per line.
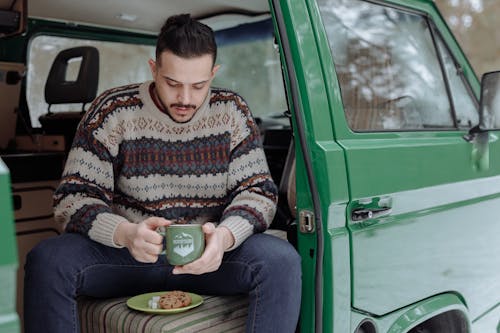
left=167, top=82, right=180, bottom=88
left=193, top=84, right=205, bottom=90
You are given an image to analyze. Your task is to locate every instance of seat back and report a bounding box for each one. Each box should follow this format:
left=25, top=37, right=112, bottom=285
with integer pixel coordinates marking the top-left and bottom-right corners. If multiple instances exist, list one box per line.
left=39, top=46, right=99, bottom=150
left=44, top=46, right=99, bottom=110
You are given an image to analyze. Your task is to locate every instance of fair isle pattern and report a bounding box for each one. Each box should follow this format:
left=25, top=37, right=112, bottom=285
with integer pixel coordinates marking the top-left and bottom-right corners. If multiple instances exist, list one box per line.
left=118, top=135, right=231, bottom=177
left=54, top=81, right=277, bottom=248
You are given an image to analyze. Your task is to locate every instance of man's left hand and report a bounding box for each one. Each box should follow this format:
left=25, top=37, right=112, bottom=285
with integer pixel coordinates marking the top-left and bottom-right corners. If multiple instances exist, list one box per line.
left=172, top=223, right=234, bottom=275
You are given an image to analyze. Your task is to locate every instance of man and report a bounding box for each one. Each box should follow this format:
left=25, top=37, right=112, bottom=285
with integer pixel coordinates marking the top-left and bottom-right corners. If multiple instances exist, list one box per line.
left=24, top=14, right=301, bottom=333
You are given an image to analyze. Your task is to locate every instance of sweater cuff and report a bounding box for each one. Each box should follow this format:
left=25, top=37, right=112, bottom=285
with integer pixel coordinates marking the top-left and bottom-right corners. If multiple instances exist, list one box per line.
left=88, top=213, right=129, bottom=248
left=219, top=216, right=254, bottom=251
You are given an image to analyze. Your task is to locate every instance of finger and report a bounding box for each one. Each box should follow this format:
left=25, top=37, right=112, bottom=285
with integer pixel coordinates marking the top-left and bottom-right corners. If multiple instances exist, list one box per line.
left=174, top=261, right=219, bottom=275
left=144, top=217, right=173, bottom=229
left=173, top=262, right=206, bottom=275
left=202, top=222, right=216, bottom=235
left=132, top=251, right=158, bottom=263
left=172, top=252, right=205, bottom=274
left=144, top=242, right=164, bottom=256
left=173, top=248, right=220, bottom=275
left=144, top=229, right=164, bottom=245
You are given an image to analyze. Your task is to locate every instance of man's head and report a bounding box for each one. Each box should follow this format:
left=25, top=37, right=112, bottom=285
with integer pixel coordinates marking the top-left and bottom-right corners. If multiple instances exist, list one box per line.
left=149, top=14, right=219, bottom=123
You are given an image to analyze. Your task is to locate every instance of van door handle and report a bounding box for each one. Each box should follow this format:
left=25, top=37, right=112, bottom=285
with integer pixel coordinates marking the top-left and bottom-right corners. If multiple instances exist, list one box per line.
left=351, top=207, right=392, bottom=222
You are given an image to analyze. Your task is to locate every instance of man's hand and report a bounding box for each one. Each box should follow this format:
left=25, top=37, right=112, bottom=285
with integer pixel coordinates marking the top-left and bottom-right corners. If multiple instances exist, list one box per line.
left=172, top=223, right=235, bottom=275
left=114, top=217, right=171, bottom=263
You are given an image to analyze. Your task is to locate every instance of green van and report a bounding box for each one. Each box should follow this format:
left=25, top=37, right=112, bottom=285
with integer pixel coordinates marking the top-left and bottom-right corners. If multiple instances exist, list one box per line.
left=1, top=0, right=499, bottom=332
left=0, top=161, right=19, bottom=333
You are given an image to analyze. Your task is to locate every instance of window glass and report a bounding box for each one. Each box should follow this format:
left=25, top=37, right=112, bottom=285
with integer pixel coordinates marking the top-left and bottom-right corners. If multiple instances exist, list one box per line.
left=213, top=19, right=288, bottom=129
left=434, top=31, right=478, bottom=128
left=27, top=35, right=155, bottom=127
left=27, top=20, right=288, bottom=130
left=317, top=0, right=456, bottom=131
left=65, top=57, right=82, bottom=82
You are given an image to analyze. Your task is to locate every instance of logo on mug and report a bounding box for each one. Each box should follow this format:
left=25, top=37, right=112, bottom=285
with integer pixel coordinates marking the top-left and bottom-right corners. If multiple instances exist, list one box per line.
left=172, top=232, right=194, bottom=257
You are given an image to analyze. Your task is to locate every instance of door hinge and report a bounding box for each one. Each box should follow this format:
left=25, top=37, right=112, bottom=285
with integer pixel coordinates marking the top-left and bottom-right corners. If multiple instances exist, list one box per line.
left=299, top=210, right=315, bottom=233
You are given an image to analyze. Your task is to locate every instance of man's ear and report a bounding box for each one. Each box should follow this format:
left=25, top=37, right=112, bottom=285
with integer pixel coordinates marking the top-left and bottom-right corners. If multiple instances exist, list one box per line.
left=148, top=59, right=157, bottom=76
left=212, top=64, right=221, bottom=77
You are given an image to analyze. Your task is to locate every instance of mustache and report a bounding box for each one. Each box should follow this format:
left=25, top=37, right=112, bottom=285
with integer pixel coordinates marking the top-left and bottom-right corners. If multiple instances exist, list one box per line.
left=170, top=103, right=196, bottom=109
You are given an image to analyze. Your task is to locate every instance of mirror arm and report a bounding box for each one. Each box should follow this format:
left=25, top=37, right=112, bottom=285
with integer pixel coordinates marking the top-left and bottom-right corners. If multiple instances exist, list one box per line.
left=463, top=124, right=488, bottom=143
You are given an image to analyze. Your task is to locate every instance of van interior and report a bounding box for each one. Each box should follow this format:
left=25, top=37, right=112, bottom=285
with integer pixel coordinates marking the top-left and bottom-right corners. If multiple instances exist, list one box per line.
left=0, top=0, right=299, bottom=331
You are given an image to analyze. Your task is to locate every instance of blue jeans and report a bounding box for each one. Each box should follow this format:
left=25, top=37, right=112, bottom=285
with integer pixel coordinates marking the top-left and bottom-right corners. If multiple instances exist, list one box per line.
left=24, top=232, right=301, bottom=333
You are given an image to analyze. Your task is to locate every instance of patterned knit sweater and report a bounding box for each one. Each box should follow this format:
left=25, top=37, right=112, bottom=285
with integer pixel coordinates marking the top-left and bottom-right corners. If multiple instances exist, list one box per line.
left=54, top=81, right=278, bottom=249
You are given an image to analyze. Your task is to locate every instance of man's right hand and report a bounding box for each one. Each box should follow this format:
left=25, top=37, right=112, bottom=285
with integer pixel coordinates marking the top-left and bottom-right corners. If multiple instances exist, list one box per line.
left=114, top=217, right=171, bottom=263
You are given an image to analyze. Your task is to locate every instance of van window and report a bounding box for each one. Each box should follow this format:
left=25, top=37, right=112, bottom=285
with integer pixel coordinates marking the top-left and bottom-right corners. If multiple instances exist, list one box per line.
left=26, top=18, right=287, bottom=130
left=434, top=31, right=478, bottom=128
left=213, top=18, right=288, bottom=129
left=317, top=0, right=477, bottom=131
left=27, top=35, right=155, bottom=128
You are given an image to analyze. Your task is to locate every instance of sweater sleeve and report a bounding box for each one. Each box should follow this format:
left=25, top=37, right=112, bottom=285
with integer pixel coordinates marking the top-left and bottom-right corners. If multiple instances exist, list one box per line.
left=53, top=112, right=128, bottom=248
left=219, top=96, right=278, bottom=250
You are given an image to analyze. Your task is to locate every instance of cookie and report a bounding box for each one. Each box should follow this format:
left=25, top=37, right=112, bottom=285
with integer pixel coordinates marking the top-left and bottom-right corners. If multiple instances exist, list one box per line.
left=158, top=290, right=192, bottom=309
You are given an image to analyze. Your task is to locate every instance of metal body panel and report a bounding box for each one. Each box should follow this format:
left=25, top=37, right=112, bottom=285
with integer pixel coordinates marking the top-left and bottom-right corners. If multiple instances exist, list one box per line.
left=0, top=159, right=20, bottom=333
left=275, top=0, right=500, bottom=331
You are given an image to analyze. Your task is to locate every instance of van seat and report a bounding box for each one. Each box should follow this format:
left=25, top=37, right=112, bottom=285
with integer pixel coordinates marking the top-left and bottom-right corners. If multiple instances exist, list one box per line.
left=39, top=46, right=99, bottom=151
left=77, top=229, right=286, bottom=333
left=79, top=294, right=248, bottom=333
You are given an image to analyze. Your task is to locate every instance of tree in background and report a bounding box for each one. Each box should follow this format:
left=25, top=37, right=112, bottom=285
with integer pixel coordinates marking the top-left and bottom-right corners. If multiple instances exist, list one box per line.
left=436, top=0, right=500, bottom=78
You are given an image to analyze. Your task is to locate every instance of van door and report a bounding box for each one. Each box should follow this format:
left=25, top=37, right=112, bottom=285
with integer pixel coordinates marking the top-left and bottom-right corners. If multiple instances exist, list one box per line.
left=316, top=0, right=500, bottom=325
left=271, top=0, right=353, bottom=331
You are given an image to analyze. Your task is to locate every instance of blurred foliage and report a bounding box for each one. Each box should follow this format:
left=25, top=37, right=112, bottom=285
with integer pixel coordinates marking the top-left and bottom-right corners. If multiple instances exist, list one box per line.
left=436, top=0, right=500, bottom=78
left=214, top=38, right=288, bottom=125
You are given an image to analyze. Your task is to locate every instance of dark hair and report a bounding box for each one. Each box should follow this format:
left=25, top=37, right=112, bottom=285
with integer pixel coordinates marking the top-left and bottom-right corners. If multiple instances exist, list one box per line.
left=156, top=14, right=217, bottom=65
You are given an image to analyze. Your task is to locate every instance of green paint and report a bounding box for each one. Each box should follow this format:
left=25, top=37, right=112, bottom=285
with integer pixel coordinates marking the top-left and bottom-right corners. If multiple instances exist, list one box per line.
left=0, top=159, right=20, bottom=332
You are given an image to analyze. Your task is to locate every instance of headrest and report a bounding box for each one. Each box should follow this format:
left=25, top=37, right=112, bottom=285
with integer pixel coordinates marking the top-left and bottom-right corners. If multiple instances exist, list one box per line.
left=44, top=46, right=99, bottom=107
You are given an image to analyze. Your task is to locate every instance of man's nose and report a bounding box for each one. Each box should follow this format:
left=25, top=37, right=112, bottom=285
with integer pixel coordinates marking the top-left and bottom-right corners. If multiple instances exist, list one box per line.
left=178, top=86, right=191, bottom=105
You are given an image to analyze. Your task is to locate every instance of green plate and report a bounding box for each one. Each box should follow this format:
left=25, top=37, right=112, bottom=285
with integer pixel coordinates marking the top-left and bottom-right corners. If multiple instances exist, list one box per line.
left=126, top=291, right=203, bottom=314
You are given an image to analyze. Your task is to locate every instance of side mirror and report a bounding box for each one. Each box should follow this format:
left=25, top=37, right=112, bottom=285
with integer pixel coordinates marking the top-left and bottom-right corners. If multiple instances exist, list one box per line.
left=464, top=71, right=500, bottom=171
left=0, top=0, right=27, bottom=38
left=479, top=71, right=500, bottom=130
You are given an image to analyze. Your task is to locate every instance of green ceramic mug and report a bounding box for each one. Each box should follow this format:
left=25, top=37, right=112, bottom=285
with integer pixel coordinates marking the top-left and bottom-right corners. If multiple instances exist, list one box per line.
left=165, top=224, right=205, bottom=266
